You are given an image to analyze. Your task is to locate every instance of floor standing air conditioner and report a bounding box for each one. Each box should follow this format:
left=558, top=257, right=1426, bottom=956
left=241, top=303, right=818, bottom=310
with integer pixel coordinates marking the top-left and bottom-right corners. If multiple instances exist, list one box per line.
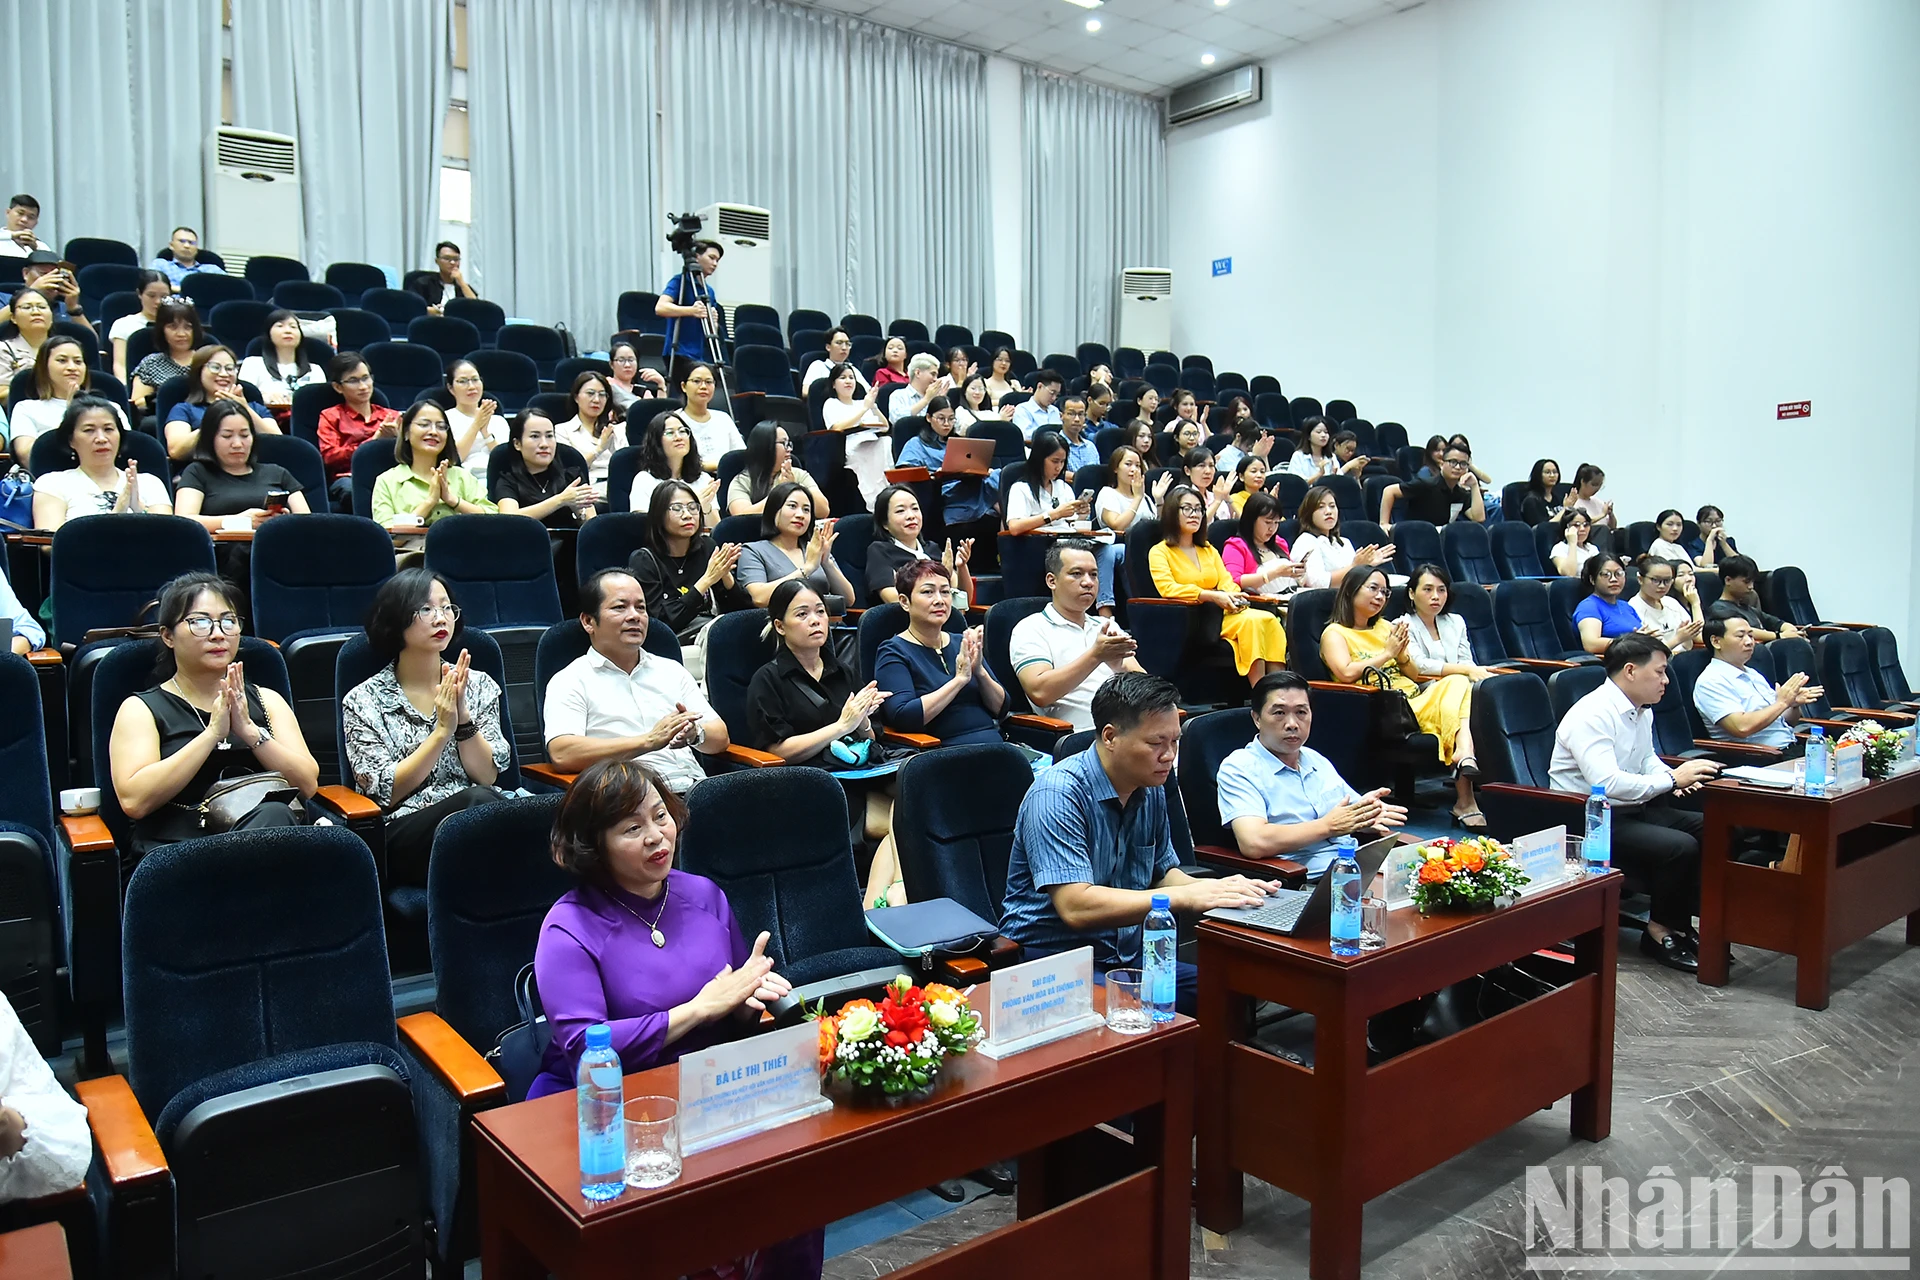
left=696, top=203, right=773, bottom=310
left=204, top=128, right=302, bottom=278
left=1118, top=268, right=1172, bottom=352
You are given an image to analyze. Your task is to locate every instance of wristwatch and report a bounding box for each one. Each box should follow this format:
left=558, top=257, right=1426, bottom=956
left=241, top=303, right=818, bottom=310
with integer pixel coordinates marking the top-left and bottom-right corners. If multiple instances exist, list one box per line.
left=247, top=724, right=271, bottom=749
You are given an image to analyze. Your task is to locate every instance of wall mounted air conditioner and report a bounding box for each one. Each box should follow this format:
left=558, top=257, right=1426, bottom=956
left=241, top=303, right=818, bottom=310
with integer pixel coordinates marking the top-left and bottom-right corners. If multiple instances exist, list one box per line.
left=696, top=202, right=773, bottom=310
left=1167, top=65, right=1262, bottom=127
left=203, top=128, right=302, bottom=278
left=1118, top=268, right=1172, bottom=351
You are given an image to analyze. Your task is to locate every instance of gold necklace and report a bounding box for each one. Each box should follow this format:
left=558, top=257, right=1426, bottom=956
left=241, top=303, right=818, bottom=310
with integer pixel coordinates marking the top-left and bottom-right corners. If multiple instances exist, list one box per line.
left=612, top=880, right=670, bottom=948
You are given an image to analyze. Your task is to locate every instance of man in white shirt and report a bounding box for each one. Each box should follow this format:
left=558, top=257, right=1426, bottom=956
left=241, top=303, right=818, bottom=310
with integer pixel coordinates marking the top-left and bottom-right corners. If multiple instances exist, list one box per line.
left=0, top=992, right=91, bottom=1204
left=0, top=194, right=51, bottom=257
left=1549, top=633, right=1720, bottom=971
left=1011, top=371, right=1063, bottom=441
left=1008, top=540, right=1142, bottom=731
left=1217, top=671, right=1405, bottom=879
left=1694, top=616, right=1821, bottom=752
left=543, top=569, right=731, bottom=794
left=888, top=353, right=946, bottom=423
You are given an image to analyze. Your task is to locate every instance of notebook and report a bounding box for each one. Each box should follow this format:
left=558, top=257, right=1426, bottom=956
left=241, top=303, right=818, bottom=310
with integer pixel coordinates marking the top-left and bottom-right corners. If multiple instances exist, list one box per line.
left=939, top=437, right=996, bottom=477
left=1201, top=834, right=1399, bottom=939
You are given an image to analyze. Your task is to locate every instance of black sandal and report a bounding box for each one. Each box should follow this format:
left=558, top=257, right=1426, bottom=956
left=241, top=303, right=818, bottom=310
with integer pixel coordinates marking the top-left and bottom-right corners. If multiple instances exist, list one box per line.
left=1451, top=809, right=1488, bottom=831
left=1454, top=756, right=1481, bottom=778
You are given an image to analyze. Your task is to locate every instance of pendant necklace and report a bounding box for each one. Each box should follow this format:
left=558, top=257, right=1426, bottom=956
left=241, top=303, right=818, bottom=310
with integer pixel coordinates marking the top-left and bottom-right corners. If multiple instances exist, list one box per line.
left=614, top=880, right=670, bottom=947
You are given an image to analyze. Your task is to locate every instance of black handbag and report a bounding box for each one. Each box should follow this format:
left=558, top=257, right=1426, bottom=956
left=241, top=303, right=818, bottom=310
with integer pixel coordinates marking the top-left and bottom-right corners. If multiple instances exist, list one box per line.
left=1359, top=665, right=1419, bottom=746
left=487, top=963, right=551, bottom=1104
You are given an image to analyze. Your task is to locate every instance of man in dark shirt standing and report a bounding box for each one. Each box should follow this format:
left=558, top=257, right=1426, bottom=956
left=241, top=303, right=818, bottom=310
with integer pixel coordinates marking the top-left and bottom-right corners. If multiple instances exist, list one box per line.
left=1704, top=554, right=1800, bottom=642
left=1379, top=440, right=1485, bottom=530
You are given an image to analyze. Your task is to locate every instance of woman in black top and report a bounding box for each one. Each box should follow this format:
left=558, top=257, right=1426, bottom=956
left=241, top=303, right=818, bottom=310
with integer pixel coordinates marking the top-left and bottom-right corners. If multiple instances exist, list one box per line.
left=746, top=579, right=900, bottom=907
left=106, top=572, right=320, bottom=858
left=493, top=408, right=595, bottom=528
left=626, top=479, right=746, bottom=679
left=174, top=401, right=311, bottom=527
left=865, top=481, right=973, bottom=605
left=1518, top=458, right=1564, bottom=527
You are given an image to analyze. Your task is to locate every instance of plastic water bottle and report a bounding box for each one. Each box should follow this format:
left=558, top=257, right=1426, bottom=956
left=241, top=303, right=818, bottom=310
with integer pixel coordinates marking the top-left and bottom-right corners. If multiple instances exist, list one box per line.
left=1804, top=726, right=1829, bottom=798
left=1142, top=893, right=1178, bottom=1023
left=1329, top=847, right=1363, bottom=957
left=1583, top=786, right=1611, bottom=876
left=577, top=1023, right=625, bottom=1202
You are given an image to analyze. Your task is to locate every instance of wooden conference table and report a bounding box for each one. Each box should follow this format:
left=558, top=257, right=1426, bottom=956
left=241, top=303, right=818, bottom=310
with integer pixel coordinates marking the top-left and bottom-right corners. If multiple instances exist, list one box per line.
left=475, top=989, right=1197, bottom=1280
left=1697, top=766, right=1920, bottom=1009
left=0, top=1223, right=71, bottom=1280
left=1195, top=872, right=1620, bottom=1280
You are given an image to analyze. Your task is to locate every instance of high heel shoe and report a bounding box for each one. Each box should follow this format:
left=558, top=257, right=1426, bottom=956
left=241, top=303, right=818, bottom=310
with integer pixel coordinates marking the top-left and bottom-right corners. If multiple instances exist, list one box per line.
left=1451, top=808, right=1488, bottom=831
left=1454, top=756, right=1480, bottom=778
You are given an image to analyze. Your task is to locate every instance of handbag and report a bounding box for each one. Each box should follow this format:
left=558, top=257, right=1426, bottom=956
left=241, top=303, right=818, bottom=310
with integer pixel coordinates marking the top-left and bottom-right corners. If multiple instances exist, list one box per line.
left=864, top=898, right=1000, bottom=973
left=195, top=771, right=302, bottom=832
left=1358, top=665, right=1419, bottom=746
left=487, top=963, right=551, bottom=1104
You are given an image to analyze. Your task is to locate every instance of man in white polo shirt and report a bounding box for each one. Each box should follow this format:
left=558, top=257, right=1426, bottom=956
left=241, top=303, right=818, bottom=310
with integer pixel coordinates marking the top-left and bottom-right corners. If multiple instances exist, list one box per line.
left=543, top=568, right=731, bottom=793
left=1693, top=615, right=1822, bottom=752
left=1008, top=539, right=1141, bottom=732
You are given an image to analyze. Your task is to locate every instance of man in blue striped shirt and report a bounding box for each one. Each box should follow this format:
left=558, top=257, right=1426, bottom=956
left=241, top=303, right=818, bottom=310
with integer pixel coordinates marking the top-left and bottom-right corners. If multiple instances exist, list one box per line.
left=1000, top=672, right=1280, bottom=1014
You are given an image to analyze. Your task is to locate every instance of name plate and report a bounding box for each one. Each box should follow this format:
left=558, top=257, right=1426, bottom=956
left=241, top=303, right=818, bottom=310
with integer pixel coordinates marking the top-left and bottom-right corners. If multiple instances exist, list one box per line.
left=1833, top=741, right=1865, bottom=792
left=974, top=946, right=1104, bottom=1059
left=677, top=1020, right=831, bottom=1155
left=1894, top=729, right=1919, bottom=774
left=1512, top=825, right=1569, bottom=896
left=1384, top=842, right=1423, bottom=909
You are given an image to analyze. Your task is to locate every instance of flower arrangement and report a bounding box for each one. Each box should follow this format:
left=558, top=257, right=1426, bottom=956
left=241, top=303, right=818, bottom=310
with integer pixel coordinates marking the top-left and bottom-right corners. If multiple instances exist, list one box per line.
left=814, top=976, right=981, bottom=1099
left=1407, top=836, right=1530, bottom=912
left=1835, top=719, right=1905, bottom=782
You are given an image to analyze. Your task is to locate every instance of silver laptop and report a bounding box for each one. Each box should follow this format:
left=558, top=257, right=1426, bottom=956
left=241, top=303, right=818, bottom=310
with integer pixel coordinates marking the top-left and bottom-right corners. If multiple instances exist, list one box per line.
left=1202, top=834, right=1399, bottom=939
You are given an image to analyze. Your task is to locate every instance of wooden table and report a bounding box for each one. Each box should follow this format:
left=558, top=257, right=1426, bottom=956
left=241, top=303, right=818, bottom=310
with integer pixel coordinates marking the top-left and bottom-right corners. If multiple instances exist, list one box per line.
left=475, top=990, right=1196, bottom=1280
left=0, top=1223, right=71, bottom=1279
left=1195, top=873, right=1620, bottom=1280
left=1698, top=768, right=1920, bottom=1009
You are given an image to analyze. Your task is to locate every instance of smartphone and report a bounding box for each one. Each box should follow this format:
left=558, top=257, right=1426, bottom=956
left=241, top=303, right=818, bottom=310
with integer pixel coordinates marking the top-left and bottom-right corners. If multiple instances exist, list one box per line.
left=265, top=488, right=290, bottom=514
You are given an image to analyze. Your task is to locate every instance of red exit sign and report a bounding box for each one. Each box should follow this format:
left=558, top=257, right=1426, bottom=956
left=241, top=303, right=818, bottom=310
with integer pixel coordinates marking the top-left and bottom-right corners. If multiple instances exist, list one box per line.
left=1777, top=400, right=1811, bottom=419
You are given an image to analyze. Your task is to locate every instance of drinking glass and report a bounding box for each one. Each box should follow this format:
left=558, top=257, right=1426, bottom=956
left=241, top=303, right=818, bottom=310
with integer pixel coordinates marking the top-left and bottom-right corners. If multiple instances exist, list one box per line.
left=1360, top=896, right=1388, bottom=950
left=1563, top=835, right=1585, bottom=880
left=1104, top=968, right=1151, bottom=1034
left=624, top=1096, right=681, bottom=1189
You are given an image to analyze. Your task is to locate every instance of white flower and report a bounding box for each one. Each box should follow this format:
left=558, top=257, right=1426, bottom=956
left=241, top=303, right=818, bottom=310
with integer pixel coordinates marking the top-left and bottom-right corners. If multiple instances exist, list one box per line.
left=927, top=1000, right=960, bottom=1028
left=839, top=1007, right=879, bottom=1043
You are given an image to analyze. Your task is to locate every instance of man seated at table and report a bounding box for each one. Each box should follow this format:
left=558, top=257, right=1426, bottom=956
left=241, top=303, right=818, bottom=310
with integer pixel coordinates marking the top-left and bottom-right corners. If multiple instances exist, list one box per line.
left=999, top=672, right=1280, bottom=1014
left=1549, top=633, right=1721, bottom=973
left=1705, top=554, right=1800, bottom=642
left=1694, top=616, right=1822, bottom=752
left=1008, top=538, right=1143, bottom=732
left=1217, top=671, right=1407, bottom=880
left=543, top=568, right=731, bottom=795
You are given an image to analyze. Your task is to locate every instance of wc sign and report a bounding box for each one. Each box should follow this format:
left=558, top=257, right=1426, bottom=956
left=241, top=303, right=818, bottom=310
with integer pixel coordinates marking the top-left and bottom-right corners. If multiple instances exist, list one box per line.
left=1777, top=400, right=1811, bottom=419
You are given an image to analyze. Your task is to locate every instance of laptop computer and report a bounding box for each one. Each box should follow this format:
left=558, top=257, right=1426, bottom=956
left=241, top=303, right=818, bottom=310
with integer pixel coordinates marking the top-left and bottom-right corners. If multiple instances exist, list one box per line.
left=1202, top=834, right=1400, bottom=939
left=939, top=437, right=996, bottom=478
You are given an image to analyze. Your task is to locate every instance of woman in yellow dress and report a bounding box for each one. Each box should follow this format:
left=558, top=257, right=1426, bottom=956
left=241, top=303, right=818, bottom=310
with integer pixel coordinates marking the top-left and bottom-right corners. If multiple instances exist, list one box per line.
left=1148, top=483, right=1287, bottom=686
left=1319, top=563, right=1485, bottom=829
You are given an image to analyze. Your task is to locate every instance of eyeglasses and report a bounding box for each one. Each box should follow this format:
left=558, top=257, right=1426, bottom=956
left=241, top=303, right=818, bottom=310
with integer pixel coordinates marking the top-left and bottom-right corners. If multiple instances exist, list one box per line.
left=665, top=502, right=701, bottom=516
left=686, top=377, right=715, bottom=387
left=1645, top=576, right=1674, bottom=587
left=183, top=614, right=242, bottom=637
left=414, top=603, right=462, bottom=622
left=205, top=362, right=237, bottom=375
left=1442, top=458, right=1470, bottom=470
left=1600, top=568, right=1625, bottom=580
left=451, top=376, right=483, bottom=387
left=340, top=375, right=373, bottom=388
left=1176, top=504, right=1205, bottom=516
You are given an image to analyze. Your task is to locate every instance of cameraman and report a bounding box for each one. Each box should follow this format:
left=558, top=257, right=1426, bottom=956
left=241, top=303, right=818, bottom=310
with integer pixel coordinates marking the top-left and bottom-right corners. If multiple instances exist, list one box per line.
left=654, top=238, right=728, bottom=385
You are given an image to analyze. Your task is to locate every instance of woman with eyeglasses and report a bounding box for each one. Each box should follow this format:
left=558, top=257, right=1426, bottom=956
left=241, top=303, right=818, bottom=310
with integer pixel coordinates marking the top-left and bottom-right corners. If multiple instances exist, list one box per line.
left=727, top=420, right=824, bottom=518
left=342, top=569, right=509, bottom=884
left=108, top=571, right=318, bottom=859
left=801, top=328, right=866, bottom=394
left=627, top=480, right=745, bottom=679
left=164, top=344, right=277, bottom=460
left=1573, top=554, right=1649, bottom=655
left=555, top=370, right=626, bottom=489
left=1551, top=510, right=1598, bottom=578
left=676, top=362, right=744, bottom=469
left=440, top=359, right=503, bottom=474
left=372, top=401, right=496, bottom=538
left=632, top=409, right=721, bottom=523
left=605, top=339, right=667, bottom=414
left=1630, top=555, right=1704, bottom=651
left=1149, top=483, right=1288, bottom=686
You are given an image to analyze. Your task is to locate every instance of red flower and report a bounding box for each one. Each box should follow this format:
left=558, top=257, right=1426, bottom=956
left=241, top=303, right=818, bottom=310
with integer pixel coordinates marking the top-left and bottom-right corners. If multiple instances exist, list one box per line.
left=885, top=1030, right=908, bottom=1047
left=880, top=994, right=930, bottom=1040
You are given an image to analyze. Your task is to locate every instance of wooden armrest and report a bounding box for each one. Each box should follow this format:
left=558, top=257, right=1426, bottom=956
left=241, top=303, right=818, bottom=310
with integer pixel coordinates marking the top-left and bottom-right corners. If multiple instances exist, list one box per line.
left=1007, top=712, right=1074, bottom=734
left=520, top=762, right=578, bottom=788
left=1507, top=656, right=1577, bottom=671
left=1798, top=717, right=1856, bottom=732
left=59, top=813, right=113, bottom=855
left=1126, top=597, right=1189, bottom=608
left=1692, top=739, right=1782, bottom=760
left=1834, top=707, right=1913, bottom=724
left=884, top=466, right=933, bottom=483
left=882, top=729, right=941, bottom=749
left=76, top=1075, right=168, bottom=1188
left=1193, top=843, right=1309, bottom=884
left=720, top=744, right=786, bottom=767
left=311, top=784, right=382, bottom=821
left=397, top=1011, right=506, bottom=1107
left=26, top=649, right=62, bottom=667
left=1306, top=680, right=1365, bottom=695
left=1478, top=782, right=1588, bottom=805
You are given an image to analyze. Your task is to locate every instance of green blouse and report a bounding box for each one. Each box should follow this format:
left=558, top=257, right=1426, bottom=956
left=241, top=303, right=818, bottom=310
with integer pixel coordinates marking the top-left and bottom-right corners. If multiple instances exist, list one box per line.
left=371, top=464, right=497, bottom=526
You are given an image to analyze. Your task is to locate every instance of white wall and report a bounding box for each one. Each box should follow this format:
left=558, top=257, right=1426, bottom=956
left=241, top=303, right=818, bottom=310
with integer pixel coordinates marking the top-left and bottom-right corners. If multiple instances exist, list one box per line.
left=1167, top=0, right=1920, bottom=646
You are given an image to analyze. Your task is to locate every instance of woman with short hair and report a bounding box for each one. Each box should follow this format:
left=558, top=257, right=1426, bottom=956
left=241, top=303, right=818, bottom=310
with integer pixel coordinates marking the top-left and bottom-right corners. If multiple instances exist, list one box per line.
left=866, top=482, right=971, bottom=605
left=801, top=328, right=864, bottom=394
left=31, top=397, right=172, bottom=529
left=1573, top=553, right=1642, bottom=655
left=174, top=401, right=310, bottom=529
left=1221, top=490, right=1303, bottom=597
left=874, top=561, right=1006, bottom=746
left=164, top=344, right=276, bottom=460
left=372, top=401, right=497, bottom=534
left=632, top=409, right=721, bottom=523
left=1551, top=510, right=1599, bottom=578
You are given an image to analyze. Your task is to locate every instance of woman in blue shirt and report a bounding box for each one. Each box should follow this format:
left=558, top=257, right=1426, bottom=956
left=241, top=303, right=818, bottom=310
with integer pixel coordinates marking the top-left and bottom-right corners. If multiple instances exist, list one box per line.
left=1573, top=554, right=1647, bottom=655
left=163, top=344, right=276, bottom=462
left=874, top=560, right=1006, bottom=746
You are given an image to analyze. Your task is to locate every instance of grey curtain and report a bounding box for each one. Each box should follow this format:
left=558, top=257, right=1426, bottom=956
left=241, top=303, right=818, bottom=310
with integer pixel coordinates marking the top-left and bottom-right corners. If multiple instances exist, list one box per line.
left=230, top=0, right=450, bottom=277
left=467, top=0, right=659, bottom=343
left=0, top=0, right=221, bottom=257
left=1022, top=67, right=1167, bottom=358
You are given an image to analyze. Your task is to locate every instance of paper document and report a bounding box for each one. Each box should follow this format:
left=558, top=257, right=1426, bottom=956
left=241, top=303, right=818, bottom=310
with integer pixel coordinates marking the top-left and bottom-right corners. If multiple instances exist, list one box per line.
left=1722, top=764, right=1798, bottom=789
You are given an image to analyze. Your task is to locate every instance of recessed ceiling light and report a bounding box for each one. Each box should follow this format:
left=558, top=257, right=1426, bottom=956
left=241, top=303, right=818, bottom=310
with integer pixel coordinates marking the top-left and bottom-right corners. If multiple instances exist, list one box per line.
left=1085, top=17, right=1101, bottom=31
left=1062, top=0, right=1102, bottom=9
left=1215, top=0, right=1230, bottom=6
left=1201, top=52, right=1217, bottom=65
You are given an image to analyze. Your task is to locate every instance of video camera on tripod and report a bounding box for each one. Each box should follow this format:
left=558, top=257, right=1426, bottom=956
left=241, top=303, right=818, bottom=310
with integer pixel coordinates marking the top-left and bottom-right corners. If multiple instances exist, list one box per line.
left=660, top=211, right=734, bottom=413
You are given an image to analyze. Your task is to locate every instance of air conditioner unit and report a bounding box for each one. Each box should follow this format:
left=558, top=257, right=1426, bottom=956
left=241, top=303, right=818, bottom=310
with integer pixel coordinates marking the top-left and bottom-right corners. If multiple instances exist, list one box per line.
left=1118, top=268, right=1172, bottom=352
left=1167, top=65, right=1262, bottom=127
left=203, top=128, right=302, bottom=279
left=695, top=202, right=773, bottom=311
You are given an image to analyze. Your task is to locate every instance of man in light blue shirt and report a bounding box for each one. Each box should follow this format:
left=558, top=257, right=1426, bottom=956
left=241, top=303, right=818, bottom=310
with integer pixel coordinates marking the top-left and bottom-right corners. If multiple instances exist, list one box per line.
left=1216, top=671, right=1406, bottom=880
left=1057, top=393, right=1098, bottom=483
left=0, top=566, right=46, bottom=653
left=1011, top=370, right=1062, bottom=441
left=1694, top=616, right=1821, bottom=751
left=149, top=226, right=223, bottom=288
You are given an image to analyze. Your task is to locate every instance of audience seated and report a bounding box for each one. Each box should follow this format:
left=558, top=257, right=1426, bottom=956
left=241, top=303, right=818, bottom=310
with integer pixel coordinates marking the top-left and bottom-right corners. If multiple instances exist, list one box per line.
left=819, top=360, right=891, bottom=504
left=342, top=569, right=510, bottom=882
left=1224, top=452, right=1269, bottom=514
left=1403, top=563, right=1502, bottom=683
left=1122, top=386, right=1159, bottom=438
left=1056, top=392, right=1098, bottom=481
left=554, top=369, right=625, bottom=489
left=1548, top=633, right=1720, bottom=971
left=164, top=344, right=278, bottom=460
left=725, top=420, right=821, bottom=518
left=8, top=253, right=90, bottom=332
left=174, top=401, right=312, bottom=529
left=239, top=309, right=330, bottom=409
left=887, top=353, right=946, bottom=424
left=0, top=287, right=57, bottom=402
left=1566, top=461, right=1615, bottom=528
left=492, top=408, right=594, bottom=528
left=748, top=580, right=901, bottom=906
left=1221, top=491, right=1304, bottom=598
left=1007, top=432, right=1121, bottom=611
left=544, top=568, right=730, bottom=790
left=1286, top=416, right=1343, bottom=482
left=1217, top=671, right=1407, bottom=879
left=1684, top=503, right=1738, bottom=566
left=896, top=395, right=997, bottom=547
left=606, top=337, right=667, bottom=413
left=1180, top=446, right=1233, bottom=522
left=1293, top=483, right=1394, bottom=590
left=736, top=481, right=858, bottom=608
left=1319, top=563, right=1483, bottom=826
left=1009, top=538, right=1142, bottom=732
left=442, top=358, right=505, bottom=473
left=0, top=193, right=51, bottom=257
left=150, top=225, right=222, bottom=287
left=982, top=346, right=1018, bottom=406
left=411, top=240, right=479, bottom=313
left=128, top=299, right=205, bottom=411
left=875, top=560, right=1006, bottom=744
left=1644, top=509, right=1695, bottom=567
left=372, top=401, right=497, bottom=537
left=31, top=397, right=172, bottom=528
left=633, top=408, right=720, bottom=523
left=1706, top=554, right=1799, bottom=641
left=0, top=569, right=45, bottom=653
left=108, top=572, right=318, bottom=858
left=1694, top=616, right=1822, bottom=751
left=109, top=269, right=172, bottom=381
left=998, top=672, right=1278, bottom=1014
left=7, top=333, right=131, bottom=457
left=867, top=483, right=972, bottom=604
left=1159, top=412, right=1203, bottom=464
left=1149, top=483, right=1287, bottom=686
left=1629, top=556, right=1703, bottom=651
left=873, top=336, right=910, bottom=389
left=1551, top=510, right=1599, bottom=577
left=1380, top=438, right=1485, bottom=529
left=801, top=329, right=866, bottom=394
left=676, top=362, right=744, bottom=469
left=1012, top=370, right=1063, bottom=441
left=1214, top=417, right=1268, bottom=478
left=1573, top=553, right=1642, bottom=655
left=0, top=991, right=89, bottom=1203
left=951, top=374, right=1010, bottom=432
left=943, top=345, right=972, bottom=390
left=1095, top=444, right=1167, bottom=538
left=316, top=350, right=403, bottom=509
left=1517, top=458, right=1564, bottom=526
left=628, top=480, right=747, bottom=677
